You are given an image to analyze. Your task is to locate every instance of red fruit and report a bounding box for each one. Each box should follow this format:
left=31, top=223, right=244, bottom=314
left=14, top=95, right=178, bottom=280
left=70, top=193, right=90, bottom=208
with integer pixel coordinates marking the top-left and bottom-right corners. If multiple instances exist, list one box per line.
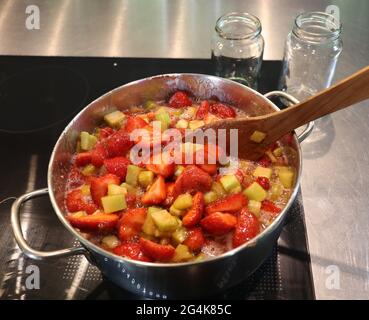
left=124, top=116, right=148, bottom=133
left=66, top=189, right=98, bottom=214
left=195, top=100, right=209, bottom=120
left=118, top=208, right=147, bottom=241
left=67, top=213, right=119, bottom=232
left=182, top=192, right=204, bottom=227
left=125, top=193, right=137, bottom=208
left=283, top=133, right=294, bottom=145
left=75, top=152, right=91, bottom=167
left=261, top=200, right=281, bottom=215
left=233, top=209, right=260, bottom=248
left=183, top=227, right=205, bottom=252
left=256, top=176, right=270, bottom=190
left=99, top=127, right=114, bottom=140
left=235, top=169, right=244, bottom=184
left=106, top=130, right=134, bottom=157
left=113, top=243, right=151, bottom=262
left=139, top=237, right=175, bottom=261
left=168, top=91, right=192, bottom=108
left=173, top=165, right=212, bottom=198
left=146, top=153, right=175, bottom=178
left=163, top=182, right=175, bottom=207
left=205, top=193, right=247, bottom=215
left=90, top=174, right=120, bottom=206
left=198, top=164, right=217, bottom=175
left=258, top=155, right=272, bottom=168
left=203, top=143, right=226, bottom=164
left=104, top=156, right=131, bottom=180
left=141, top=176, right=166, bottom=205
left=90, top=143, right=109, bottom=167
left=209, top=103, right=236, bottom=118
left=200, top=212, right=237, bottom=236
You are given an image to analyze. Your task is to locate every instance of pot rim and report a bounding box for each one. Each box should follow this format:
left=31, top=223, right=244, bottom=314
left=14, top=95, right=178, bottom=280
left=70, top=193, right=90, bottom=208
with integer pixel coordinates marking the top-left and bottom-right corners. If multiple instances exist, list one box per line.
left=47, top=73, right=302, bottom=268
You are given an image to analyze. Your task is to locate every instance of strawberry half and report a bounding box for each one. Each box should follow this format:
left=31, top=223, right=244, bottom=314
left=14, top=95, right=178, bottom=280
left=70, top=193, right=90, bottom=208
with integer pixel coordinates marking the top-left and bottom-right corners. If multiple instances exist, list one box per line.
left=256, top=176, right=270, bottom=190
left=67, top=213, right=119, bottom=232
left=99, top=127, right=114, bottom=140
left=90, top=173, right=120, bottom=206
left=168, top=91, right=192, bottom=108
left=205, top=193, right=247, bottom=215
left=232, top=209, right=260, bottom=248
left=209, top=103, right=236, bottom=119
left=75, top=152, right=91, bottom=167
left=182, top=192, right=204, bottom=227
left=139, top=238, right=175, bottom=261
left=118, top=208, right=147, bottom=241
left=200, top=212, right=237, bottom=236
left=90, top=143, right=109, bottom=167
left=146, top=153, right=175, bottom=178
left=113, top=243, right=151, bottom=262
left=124, top=116, right=148, bottom=133
left=104, top=156, right=131, bottom=180
left=195, top=100, right=209, bottom=120
left=141, top=175, right=166, bottom=205
left=66, top=189, right=98, bottom=214
left=106, top=129, right=134, bottom=157
left=183, top=227, right=205, bottom=252
left=261, top=200, right=281, bottom=215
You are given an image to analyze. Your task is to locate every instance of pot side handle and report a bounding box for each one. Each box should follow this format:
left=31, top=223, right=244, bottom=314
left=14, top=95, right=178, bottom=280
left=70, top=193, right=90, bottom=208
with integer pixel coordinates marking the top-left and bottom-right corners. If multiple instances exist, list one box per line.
left=11, top=188, right=87, bottom=260
left=264, top=90, right=314, bottom=143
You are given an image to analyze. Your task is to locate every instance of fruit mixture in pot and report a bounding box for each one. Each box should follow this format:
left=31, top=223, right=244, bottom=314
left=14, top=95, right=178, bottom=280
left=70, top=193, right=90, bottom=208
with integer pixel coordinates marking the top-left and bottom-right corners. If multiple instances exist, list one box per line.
left=64, top=91, right=297, bottom=263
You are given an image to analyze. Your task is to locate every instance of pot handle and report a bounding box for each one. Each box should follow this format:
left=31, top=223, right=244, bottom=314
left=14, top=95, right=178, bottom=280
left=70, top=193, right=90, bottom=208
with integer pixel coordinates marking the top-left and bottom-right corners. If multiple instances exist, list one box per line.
left=11, top=188, right=87, bottom=260
left=264, top=90, right=314, bottom=143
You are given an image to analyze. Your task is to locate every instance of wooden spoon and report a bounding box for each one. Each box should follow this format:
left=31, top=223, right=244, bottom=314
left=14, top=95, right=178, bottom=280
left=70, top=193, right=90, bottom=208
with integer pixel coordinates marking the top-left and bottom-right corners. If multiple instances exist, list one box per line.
left=203, top=66, right=369, bottom=160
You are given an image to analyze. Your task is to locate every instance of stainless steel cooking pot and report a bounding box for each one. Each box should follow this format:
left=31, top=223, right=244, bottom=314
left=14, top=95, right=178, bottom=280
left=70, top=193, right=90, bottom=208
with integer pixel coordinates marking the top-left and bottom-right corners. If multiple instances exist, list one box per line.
left=11, top=74, right=313, bottom=299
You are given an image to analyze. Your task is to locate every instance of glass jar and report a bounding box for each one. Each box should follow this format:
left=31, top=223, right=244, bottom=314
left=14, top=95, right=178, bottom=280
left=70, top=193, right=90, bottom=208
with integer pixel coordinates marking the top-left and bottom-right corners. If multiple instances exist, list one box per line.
left=279, top=11, right=342, bottom=100
left=211, top=12, right=264, bottom=90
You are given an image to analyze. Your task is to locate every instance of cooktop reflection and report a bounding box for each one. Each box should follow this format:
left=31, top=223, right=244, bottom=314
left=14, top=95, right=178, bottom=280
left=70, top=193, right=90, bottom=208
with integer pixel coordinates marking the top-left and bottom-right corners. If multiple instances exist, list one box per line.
left=0, top=56, right=314, bottom=300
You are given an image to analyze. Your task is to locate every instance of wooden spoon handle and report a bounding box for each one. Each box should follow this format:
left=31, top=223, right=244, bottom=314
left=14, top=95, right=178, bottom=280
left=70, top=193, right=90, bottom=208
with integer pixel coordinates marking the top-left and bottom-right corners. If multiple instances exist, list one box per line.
left=268, top=66, right=369, bottom=130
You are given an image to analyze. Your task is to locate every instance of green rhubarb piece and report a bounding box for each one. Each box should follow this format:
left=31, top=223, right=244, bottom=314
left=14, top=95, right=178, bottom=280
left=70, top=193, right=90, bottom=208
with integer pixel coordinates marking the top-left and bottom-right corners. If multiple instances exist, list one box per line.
left=174, top=165, right=185, bottom=177
left=229, top=185, right=242, bottom=194
left=172, top=244, right=193, bottom=262
left=81, top=164, right=96, bottom=176
left=151, top=210, right=179, bottom=233
left=125, top=165, right=142, bottom=187
left=273, top=147, right=283, bottom=157
left=108, top=184, right=127, bottom=196
left=81, top=185, right=90, bottom=196
left=72, top=211, right=87, bottom=218
left=211, top=181, right=227, bottom=197
left=101, top=194, right=127, bottom=213
left=169, top=205, right=184, bottom=217
left=104, top=110, right=126, bottom=128
left=80, top=131, right=97, bottom=151
left=243, top=182, right=267, bottom=201
left=144, top=100, right=158, bottom=110
left=204, top=191, right=218, bottom=205
left=278, top=167, right=295, bottom=188
left=172, top=227, right=188, bottom=245
left=142, top=211, right=159, bottom=236
left=253, top=166, right=272, bottom=179
left=270, top=183, right=282, bottom=201
left=138, top=170, right=154, bottom=188
left=250, top=130, right=266, bottom=143
left=188, top=120, right=204, bottom=130
left=101, top=235, right=119, bottom=249
left=175, top=119, right=188, bottom=129
left=173, top=193, right=193, bottom=210
left=120, top=182, right=137, bottom=194
left=155, top=109, right=171, bottom=131
left=220, top=175, right=241, bottom=193
left=248, top=200, right=262, bottom=217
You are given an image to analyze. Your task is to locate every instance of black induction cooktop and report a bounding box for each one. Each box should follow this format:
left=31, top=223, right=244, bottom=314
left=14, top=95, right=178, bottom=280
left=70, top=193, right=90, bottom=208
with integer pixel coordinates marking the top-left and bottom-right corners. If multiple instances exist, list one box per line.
left=0, top=56, right=315, bottom=300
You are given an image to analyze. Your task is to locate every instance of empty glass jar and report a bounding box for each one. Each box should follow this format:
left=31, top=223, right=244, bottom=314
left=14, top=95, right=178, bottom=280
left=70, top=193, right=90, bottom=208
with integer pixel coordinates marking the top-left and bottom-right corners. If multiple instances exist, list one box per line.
left=211, top=12, right=264, bottom=90
left=279, top=11, right=342, bottom=100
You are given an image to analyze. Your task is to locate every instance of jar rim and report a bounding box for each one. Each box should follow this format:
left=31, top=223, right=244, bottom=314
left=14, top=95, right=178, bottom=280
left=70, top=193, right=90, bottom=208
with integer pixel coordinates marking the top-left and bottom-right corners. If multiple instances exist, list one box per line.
left=215, top=12, right=262, bottom=40
left=293, top=11, right=342, bottom=42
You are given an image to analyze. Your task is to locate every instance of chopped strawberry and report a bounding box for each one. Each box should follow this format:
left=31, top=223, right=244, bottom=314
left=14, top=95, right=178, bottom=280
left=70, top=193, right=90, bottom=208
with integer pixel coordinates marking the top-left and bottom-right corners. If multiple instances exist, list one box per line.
left=125, top=193, right=137, bottom=208
left=99, top=127, right=114, bottom=140
left=139, top=237, right=175, bottom=261
left=75, top=152, right=92, bottom=167
left=118, top=208, right=147, bottom=241
left=205, top=193, right=247, bottom=215
left=233, top=209, right=260, bottom=248
left=124, top=116, right=148, bottom=133
left=195, top=100, right=209, bottom=120
left=258, top=155, right=272, bottom=168
left=141, top=175, right=166, bottom=205
left=146, top=153, right=175, bottom=178
left=104, top=156, right=131, bottom=180
left=261, top=200, right=281, bottom=215
left=183, top=227, right=205, bottom=252
left=235, top=169, right=244, bottom=184
left=173, top=165, right=212, bottom=197
left=182, top=192, right=204, bottom=227
left=163, top=182, right=175, bottom=207
left=198, top=164, right=217, bottom=175
left=256, top=176, right=270, bottom=190
left=90, top=174, right=120, bottom=206
left=90, top=143, right=109, bottom=167
left=67, top=213, right=119, bottom=232
left=200, top=212, right=237, bottom=236
left=66, top=189, right=98, bottom=214
left=210, top=103, right=236, bottom=118
left=106, top=130, right=134, bottom=157
left=68, top=166, right=86, bottom=188
left=113, top=243, right=151, bottom=262
left=168, top=91, right=192, bottom=108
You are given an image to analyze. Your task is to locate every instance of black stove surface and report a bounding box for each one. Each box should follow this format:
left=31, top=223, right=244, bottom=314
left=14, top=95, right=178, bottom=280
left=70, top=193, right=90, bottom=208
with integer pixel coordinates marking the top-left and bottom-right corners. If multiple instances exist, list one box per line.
left=0, top=56, right=315, bottom=300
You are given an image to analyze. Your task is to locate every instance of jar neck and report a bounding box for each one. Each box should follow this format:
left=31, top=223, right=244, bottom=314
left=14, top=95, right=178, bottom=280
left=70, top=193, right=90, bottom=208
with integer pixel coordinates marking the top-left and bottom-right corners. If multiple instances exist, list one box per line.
left=215, top=12, right=262, bottom=41
left=292, top=11, right=342, bottom=43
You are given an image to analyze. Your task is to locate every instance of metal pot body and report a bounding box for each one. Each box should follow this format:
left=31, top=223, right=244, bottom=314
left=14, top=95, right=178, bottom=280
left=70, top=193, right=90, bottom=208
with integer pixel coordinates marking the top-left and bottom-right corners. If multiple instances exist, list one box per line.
left=12, top=74, right=311, bottom=299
